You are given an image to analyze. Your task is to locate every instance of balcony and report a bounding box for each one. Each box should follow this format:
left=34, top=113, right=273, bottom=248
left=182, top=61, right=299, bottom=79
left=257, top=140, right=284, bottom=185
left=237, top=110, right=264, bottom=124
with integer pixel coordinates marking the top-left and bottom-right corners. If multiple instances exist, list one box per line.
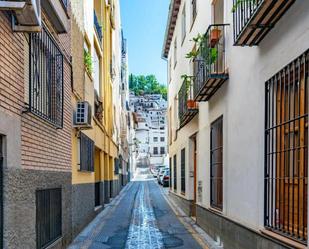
left=193, top=24, right=229, bottom=102
left=94, top=11, right=103, bottom=44
left=233, top=0, right=295, bottom=46
left=178, top=79, right=198, bottom=129
left=41, top=0, right=69, bottom=33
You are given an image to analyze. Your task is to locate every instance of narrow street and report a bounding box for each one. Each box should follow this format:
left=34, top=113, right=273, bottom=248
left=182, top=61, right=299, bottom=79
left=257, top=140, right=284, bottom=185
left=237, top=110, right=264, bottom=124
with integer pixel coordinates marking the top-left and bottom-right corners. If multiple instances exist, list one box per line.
left=69, top=168, right=203, bottom=249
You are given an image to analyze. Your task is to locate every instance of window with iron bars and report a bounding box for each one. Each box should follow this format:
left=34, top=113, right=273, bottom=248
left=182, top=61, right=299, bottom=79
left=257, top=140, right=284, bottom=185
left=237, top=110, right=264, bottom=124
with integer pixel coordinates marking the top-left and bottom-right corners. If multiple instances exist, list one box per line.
left=28, top=26, right=64, bottom=128
left=265, top=50, right=308, bottom=244
left=181, top=148, right=186, bottom=194
left=36, top=188, right=62, bottom=249
left=78, top=133, right=94, bottom=172
left=210, top=116, right=223, bottom=210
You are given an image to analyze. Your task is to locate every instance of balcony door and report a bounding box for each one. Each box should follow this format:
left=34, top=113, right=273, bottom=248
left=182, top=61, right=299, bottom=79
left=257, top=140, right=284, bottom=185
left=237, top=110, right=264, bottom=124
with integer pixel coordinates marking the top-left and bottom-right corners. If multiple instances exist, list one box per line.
left=212, top=0, right=224, bottom=74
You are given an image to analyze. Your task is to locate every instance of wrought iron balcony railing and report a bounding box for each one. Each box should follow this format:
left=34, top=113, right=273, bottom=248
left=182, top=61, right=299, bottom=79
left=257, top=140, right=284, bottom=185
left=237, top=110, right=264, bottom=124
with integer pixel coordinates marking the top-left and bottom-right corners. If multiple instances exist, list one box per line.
left=233, top=0, right=296, bottom=46
left=193, top=24, right=229, bottom=102
left=94, top=11, right=103, bottom=44
left=178, top=79, right=198, bottom=129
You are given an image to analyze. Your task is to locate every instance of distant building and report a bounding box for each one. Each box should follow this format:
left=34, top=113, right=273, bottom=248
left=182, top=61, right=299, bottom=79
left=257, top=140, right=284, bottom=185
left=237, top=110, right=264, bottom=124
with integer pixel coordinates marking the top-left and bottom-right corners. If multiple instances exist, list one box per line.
left=130, top=93, right=168, bottom=168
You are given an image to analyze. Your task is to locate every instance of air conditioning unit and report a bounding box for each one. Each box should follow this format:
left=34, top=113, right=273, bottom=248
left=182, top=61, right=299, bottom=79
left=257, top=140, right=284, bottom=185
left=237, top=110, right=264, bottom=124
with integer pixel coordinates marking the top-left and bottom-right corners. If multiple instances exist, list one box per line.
left=0, top=0, right=41, bottom=32
left=74, top=101, right=92, bottom=128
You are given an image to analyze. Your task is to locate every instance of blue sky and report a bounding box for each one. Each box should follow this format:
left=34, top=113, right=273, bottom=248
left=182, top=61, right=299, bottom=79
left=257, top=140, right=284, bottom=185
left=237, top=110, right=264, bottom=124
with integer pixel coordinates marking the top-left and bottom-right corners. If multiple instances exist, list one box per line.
left=120, top=0, right=169, bottom=85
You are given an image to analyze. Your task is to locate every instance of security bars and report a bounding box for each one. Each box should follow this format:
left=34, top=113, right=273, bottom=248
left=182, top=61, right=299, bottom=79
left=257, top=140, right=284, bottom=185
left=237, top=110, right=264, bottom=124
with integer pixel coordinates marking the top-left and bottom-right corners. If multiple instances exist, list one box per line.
left=210, top=116, right=223, bottom=210
left=36, top=188, right=62, bottom=249
left=265, top=50, right=308, bottom=243
left=79, top=133, right=94, bottom=172
left=29, top=26, right=64, bottom=128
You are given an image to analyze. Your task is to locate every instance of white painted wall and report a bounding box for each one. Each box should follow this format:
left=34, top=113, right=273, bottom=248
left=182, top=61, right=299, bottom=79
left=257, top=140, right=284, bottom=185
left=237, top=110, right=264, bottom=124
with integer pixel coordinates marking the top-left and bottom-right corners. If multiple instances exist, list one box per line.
left=167, top=0, right=309, bottom=239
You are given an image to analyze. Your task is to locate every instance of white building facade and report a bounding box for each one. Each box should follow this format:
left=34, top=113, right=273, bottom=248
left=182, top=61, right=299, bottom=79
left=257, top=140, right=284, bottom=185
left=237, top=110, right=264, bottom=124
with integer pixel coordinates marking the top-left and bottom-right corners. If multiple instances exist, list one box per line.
left=163, top=0, right=309, bottom=248
left=130, top=94, right=168, bottom=168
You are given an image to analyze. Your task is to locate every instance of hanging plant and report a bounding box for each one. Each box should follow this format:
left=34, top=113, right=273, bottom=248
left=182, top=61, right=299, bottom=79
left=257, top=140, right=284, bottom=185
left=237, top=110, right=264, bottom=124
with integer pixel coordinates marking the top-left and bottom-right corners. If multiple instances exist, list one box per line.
left=84, top=49, right=93, bottom=74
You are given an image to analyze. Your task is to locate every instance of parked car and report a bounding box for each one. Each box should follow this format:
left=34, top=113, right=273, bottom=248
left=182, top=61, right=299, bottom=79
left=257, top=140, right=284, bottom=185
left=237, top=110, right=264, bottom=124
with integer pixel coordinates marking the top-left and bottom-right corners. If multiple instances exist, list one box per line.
left=158, top=167, right=169, bottom=185
left=156, top=166, right=166, bottom=179
left=162, top=169, right=170, bottom=187
left=157, top=167, right=167, bottom=184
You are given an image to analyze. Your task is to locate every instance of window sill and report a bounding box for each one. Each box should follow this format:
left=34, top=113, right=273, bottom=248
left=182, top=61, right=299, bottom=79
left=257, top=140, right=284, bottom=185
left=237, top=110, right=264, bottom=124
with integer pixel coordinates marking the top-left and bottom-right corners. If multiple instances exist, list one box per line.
left=261, top=229, right=306, bottom=249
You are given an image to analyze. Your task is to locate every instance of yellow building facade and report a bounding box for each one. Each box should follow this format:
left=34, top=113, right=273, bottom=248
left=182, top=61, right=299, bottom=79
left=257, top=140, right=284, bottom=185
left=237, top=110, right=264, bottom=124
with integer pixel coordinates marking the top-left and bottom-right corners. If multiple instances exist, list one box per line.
left=71, top=0, right=121, bottom=237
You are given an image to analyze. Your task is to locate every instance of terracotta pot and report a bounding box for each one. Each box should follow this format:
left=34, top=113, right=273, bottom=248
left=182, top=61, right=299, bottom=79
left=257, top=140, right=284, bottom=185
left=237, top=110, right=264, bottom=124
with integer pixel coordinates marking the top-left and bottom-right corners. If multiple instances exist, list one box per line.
left=187, top=100, right=196, bottom=109
left=210, top=29, right=221, bottom=47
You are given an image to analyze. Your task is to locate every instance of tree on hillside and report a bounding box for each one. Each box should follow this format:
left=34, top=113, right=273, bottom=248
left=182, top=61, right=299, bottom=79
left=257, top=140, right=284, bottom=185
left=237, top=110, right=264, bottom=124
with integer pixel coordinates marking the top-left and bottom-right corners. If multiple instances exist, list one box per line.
left=129, top=74, right=167, bottom=100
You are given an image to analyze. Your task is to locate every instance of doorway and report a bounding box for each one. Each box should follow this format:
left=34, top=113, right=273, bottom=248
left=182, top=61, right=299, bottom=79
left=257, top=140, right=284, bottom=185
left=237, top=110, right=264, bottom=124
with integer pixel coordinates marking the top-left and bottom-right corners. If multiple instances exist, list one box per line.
left=191, top=135, right=197, bottom=217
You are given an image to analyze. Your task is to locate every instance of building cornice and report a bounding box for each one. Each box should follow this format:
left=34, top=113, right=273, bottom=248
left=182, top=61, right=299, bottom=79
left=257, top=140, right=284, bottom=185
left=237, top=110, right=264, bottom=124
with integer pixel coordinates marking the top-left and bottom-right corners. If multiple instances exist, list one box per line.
left=162, top=0, right=181, bottom=59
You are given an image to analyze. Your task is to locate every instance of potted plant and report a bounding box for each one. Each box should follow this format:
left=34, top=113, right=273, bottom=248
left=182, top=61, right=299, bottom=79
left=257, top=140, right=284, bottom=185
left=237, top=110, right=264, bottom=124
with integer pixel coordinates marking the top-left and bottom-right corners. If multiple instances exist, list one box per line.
left=181, top=75, right=197, bottom=109
left=210, top=28, right=221, bottom=48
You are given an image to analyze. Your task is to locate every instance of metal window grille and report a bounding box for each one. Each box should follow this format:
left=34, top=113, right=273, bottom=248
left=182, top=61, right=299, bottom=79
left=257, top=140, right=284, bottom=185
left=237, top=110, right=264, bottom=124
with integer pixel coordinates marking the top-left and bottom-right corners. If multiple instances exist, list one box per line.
left=265, top=50, right=308, bottom=243
left=210, top=116, right=223, bottom=210
left=79, top=133, right=94, bottom=172
left=29, top=26, right=64, bottom=128
left=174, top=155, right=177, bottom=191
left=36, top=188, right=62, bottom=249
left=181, top=148, right=186, bottom=193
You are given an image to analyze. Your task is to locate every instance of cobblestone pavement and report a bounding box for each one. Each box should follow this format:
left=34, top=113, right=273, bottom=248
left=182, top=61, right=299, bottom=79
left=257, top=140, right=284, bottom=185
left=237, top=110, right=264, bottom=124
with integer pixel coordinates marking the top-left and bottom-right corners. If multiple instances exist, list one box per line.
left=68, top=168, right=203, bottom=249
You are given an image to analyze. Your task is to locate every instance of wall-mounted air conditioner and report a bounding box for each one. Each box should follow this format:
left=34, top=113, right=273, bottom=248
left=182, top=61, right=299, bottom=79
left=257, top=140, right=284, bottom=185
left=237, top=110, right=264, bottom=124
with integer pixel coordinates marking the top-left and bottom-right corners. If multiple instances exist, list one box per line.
left=0, top=0, right=41, bottom=32
left=74, top=101, right=92, bottom=129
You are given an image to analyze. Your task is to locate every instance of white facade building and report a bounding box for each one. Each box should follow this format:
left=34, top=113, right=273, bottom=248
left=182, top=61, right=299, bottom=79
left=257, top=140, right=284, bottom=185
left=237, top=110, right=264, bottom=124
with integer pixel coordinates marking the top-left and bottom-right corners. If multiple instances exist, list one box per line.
left=130, top=94, right=168, bottom=168
left=163, top=0, right=309, bottom=248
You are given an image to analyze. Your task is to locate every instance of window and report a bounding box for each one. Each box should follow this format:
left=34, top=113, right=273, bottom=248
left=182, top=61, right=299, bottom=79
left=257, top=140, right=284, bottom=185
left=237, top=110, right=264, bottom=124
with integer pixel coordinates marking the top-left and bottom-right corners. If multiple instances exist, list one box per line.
left=173, top=155, right=177, bottom=191
left=153, top=137, right=158, bottom=142
left=160, top=137, right=165, bottom=142
left=29, top=26, right=64, bottom=128
left=78, top=133, right=94, bottom=172
left=181, top=148, right=186, bottom=193
left=36, top=188, right=62, bottom=249
left=93, top=47, right=101, bottom=97
left=160, top=147, right=165, bottom=155
left=210, top=116, right=223, bottom=210
left=192, top=0, right=197, bottom=24
left=181, top=5, right=186, bottom=43
left=174, top=38, right=177, bottom=67
left=153, top=147, right=158, bottom=155
left=265, top=50, right=308, bottom=243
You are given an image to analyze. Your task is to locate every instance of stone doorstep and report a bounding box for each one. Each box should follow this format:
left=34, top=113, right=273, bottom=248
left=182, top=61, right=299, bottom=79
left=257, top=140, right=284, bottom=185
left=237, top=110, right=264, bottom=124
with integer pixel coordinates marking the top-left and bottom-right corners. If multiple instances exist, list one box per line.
left=162, top=188, right=223, bottom=249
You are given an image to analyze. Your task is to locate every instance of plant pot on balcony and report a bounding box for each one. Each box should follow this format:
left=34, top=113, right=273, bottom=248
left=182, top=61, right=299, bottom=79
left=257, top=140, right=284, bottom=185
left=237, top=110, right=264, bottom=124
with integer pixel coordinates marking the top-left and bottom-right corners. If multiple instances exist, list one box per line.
left=187, top=100, right=197, bottom=109
left=210, top=29, right=221, bottom=48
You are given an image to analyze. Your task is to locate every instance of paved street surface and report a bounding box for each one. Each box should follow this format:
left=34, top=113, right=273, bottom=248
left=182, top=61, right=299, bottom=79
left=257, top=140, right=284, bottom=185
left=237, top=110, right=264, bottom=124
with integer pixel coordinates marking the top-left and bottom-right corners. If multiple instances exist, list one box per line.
left=69, top=168, right=203, bottom=249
